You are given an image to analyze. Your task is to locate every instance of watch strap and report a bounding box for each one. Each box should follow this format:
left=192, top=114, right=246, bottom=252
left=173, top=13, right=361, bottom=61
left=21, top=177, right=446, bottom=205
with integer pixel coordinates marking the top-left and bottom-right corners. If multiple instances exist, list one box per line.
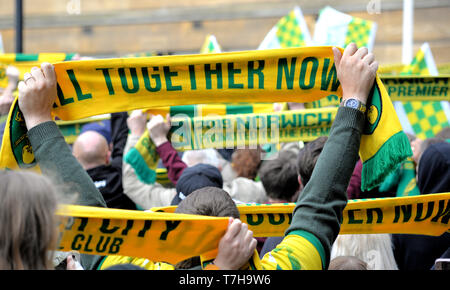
left=340, top=98, right=367, bottom=113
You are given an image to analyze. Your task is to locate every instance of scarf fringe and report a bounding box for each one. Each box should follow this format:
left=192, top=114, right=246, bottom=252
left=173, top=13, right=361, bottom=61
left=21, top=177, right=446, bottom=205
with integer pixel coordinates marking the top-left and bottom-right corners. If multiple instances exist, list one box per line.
left=361, top=131, right=413, bottom=192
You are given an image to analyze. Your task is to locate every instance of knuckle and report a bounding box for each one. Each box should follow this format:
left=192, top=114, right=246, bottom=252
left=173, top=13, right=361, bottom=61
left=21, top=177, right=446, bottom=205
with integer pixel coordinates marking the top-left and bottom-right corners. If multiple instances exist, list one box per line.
left=231, top=241, right=241, bottom=248
left=35, top=82, right=45, bottom=91
left=47, top=78, right=56, bottom=86
left=222, top=235, right=232, bottom=243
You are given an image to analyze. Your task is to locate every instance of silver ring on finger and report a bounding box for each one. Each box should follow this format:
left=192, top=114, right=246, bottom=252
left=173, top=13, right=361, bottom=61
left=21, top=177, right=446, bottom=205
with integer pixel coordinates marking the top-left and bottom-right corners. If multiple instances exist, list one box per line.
left=24, top=73, right=34, bottom=83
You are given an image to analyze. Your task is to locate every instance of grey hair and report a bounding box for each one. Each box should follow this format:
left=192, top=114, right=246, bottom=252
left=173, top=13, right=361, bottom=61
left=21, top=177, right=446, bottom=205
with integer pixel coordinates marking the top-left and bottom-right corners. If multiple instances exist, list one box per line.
left=331, top=234, right=398, bottom=270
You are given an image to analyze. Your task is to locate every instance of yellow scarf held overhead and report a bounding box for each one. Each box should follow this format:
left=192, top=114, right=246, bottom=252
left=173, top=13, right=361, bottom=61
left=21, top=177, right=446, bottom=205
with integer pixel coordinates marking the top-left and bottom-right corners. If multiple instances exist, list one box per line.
left=151, top=192, right=450, bottom=237
left=53, top=46, right=343, bottom=120
left=0, top=46, right=411, bottom=191
left=124, top=130, right=160, bottom=184
left=124, top=107, right=337, bottom=185
left=56, top=193, right=450, bottom=265
left=56, top=205, right=229, bottom=265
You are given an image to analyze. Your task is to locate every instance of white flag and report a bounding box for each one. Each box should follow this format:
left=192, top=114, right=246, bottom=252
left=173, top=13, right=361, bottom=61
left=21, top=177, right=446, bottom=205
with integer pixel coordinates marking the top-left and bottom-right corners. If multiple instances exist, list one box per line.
left=313, top=6, right=377, bottom=51
left=258, top=6, right=312, bottom=50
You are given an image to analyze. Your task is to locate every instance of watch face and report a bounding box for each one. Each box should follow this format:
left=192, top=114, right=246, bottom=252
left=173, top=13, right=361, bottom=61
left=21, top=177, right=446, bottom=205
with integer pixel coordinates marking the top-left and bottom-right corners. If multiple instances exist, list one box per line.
left=346, top=99, right=359, bottom=108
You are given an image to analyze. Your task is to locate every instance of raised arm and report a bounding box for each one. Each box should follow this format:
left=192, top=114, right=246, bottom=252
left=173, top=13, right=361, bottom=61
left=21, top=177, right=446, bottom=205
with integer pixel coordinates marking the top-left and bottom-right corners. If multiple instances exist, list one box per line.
left=262, top=44, right=378, bottom=270
left=18, top=63, right=106, bottom=208
left=109, top=111, right=129, bottom=169
left=17, top=63, right=107, bottom=270
left=147, top=114, right=187, bottom=184
left=122, top=111, right=176, bottom=209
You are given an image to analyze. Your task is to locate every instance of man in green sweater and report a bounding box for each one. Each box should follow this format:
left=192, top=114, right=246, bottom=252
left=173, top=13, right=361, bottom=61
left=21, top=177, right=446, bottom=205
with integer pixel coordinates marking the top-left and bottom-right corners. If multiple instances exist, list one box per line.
left=18, top=64, right=107, bottom=270
left=16, top=42, right=378, bottom=270
left=16, top=61, right=257, bottom=271
left=212, top=43, right=379, bottom=269
left=277, top=44, right=378, bottom=268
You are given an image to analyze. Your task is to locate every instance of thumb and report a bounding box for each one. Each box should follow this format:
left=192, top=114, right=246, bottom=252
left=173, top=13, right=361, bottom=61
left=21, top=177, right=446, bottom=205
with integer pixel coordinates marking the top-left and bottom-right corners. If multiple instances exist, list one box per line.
left=332, top=47, right=342, bottom=68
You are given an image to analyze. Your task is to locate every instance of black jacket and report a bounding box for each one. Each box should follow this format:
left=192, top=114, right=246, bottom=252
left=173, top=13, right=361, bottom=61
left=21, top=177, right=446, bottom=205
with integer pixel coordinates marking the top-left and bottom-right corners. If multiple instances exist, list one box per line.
left=393, top=142, right=450, bottom=270
left=87, top=112, right=137, bottom=210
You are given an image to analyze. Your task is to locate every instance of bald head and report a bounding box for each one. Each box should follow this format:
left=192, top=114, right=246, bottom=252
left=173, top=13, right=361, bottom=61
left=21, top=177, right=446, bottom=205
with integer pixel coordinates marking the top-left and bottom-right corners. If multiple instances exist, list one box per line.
left=72, top=131, right=110, bottom=170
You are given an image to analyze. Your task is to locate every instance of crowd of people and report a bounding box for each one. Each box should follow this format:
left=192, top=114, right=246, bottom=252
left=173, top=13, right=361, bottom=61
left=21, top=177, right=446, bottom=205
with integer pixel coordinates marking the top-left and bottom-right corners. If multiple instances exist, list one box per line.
left=0, top=44, right=449, bottom=271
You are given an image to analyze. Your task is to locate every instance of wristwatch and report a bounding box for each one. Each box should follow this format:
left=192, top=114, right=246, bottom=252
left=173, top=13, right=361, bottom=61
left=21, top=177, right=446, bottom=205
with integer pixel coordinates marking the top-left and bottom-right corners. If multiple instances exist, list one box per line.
left=340, top=98, right=366, bottom=113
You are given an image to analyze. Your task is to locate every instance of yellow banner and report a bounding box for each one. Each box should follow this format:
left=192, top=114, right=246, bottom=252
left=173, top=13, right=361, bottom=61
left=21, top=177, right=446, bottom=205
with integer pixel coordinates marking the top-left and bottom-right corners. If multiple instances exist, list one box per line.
left=438, top=63, right=450, bottom=75
left=169, top=107, right=337, bottom=150
left=0, top=53, right=74, bottom=88
left=152, top=192, right=450, bottom=237
left=0, top=47, right=410, bottom=193
left=145, top=103, right=276, bottom=117
left=55, top=193, right=450, bottom=264
left=56, top=115, right=110, bottom=144
left=305, top=75, right=450, bottom=105
left=56, top=205, right=229, bottom=265
left=52, top=47, right=341, bottom=120
left=382, top=75, right=449, bottom=102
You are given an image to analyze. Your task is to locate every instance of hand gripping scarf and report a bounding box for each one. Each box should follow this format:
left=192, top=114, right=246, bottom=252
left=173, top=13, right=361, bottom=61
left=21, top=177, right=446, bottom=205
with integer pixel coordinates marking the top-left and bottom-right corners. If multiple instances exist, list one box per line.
left=0, top=46, right=412, bottom=191
left=55, top=192, right=450, bottom=265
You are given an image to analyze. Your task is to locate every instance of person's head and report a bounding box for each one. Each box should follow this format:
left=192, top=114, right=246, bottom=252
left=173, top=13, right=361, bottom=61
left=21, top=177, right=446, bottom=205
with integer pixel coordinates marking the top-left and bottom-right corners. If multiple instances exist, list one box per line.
left=297, top=136, right=328, bottom=187
left=331, top=233, right=398, bottom=270
left=80, top=121, right=112, bottom=145
left=175, top=186, right=240, bottom=218
left=231, top=147, right=262, bottom=180
left=172, top=163, right=223, bottom=205
left=174, top=186, right=240, bottom=268
left=72, top=131, right=111, bottom=170
left=0, top=170, right=59, bottom=270
left=411, top=138, right=423, bottom=165
left=258, top=150, right=300, bottom=202
left=328, top=256, right=367, bottom=270
left=182, top=149, right=220, bottom=169
left=417, top=141, right=450, bottom=195
left=104, top=263, right=146, bottom=270
left=405, top=132, right=416, bottom=143
left=414, top=137, right=446, bottom=171
left=435, top=127, right=450, bottom=140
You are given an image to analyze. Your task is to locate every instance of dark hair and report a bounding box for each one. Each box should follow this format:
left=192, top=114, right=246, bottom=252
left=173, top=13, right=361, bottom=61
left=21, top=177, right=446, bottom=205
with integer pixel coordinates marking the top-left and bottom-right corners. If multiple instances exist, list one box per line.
left=417, top=142, right=450, bottom=195
left=435, top=127, right=450, bottom=139
left=175, top=186, right=240, bottom=219
left=297, top=137, right=328, bottom=186
left=231, top=147, right=262, bottom=180
left=258, top=150, right=299, bottom=201
left=417, top=137, right=446, bottom=164
left=405, top=132, right=416, bottom=143
left=174, top=187, right=240, bottom=269
left=104, top=263, right=146, bottom=270
left=328, top=256, right=368, bottom=270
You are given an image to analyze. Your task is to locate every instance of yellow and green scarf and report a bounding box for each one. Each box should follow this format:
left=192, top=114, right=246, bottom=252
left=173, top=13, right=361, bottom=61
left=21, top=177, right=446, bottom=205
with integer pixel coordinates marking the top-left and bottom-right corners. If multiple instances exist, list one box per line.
left=0, top=53, right=75, bottom=88
left=56, top=192, right=450, bottom=265
left=0, top=46, right=411, bottom=191
left=125, top=103, right=278, bottom=184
